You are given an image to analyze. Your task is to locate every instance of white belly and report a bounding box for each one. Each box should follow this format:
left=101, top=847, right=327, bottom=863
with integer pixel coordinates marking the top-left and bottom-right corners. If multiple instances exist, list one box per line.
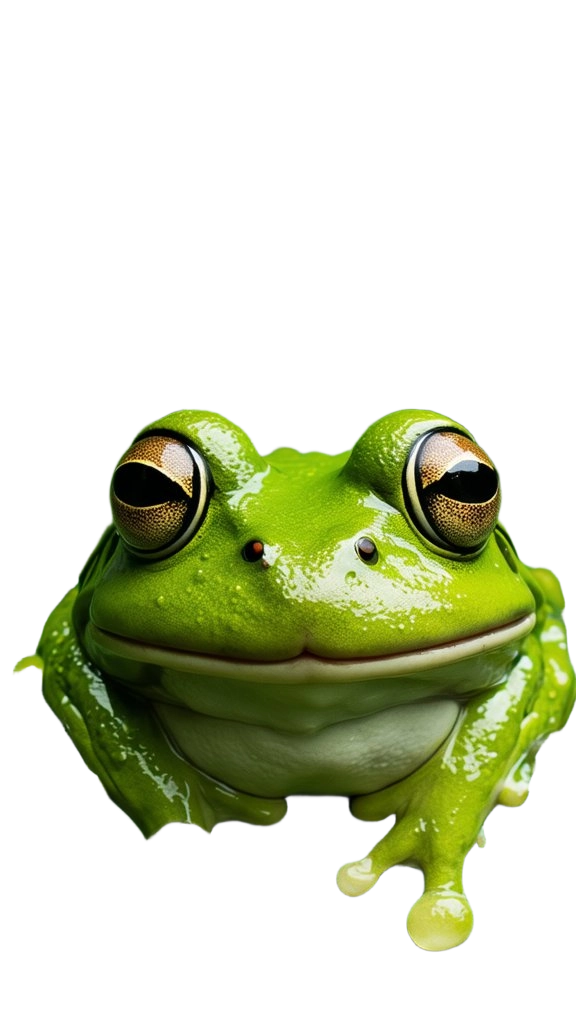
left=154, top=699, right=460, bottom=797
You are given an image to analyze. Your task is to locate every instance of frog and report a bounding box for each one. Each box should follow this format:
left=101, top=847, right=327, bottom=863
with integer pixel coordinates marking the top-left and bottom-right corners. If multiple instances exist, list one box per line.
left=18, top=408, right=574, bottom=951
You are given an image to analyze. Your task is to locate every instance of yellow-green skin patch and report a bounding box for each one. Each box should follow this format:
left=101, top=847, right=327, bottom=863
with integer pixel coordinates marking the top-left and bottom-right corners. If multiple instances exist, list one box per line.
left=25, top=409, right=575, bottom=951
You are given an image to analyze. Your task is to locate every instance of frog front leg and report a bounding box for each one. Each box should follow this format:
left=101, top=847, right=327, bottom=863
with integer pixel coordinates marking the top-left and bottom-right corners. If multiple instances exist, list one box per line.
left=22, top=588, right=287, bottom=837
left=338, top=607, right=575, bottom=951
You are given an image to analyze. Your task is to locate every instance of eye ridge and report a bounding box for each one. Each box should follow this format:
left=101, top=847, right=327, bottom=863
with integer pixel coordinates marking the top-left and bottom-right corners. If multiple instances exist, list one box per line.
left=113, top=463, right=188, bottom=508
left=424, top=461, right=499, bottom=505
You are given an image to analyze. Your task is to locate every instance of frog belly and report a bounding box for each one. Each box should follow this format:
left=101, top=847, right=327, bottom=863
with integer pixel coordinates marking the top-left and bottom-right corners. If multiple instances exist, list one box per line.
left=154, top=699, right=460, bottom=797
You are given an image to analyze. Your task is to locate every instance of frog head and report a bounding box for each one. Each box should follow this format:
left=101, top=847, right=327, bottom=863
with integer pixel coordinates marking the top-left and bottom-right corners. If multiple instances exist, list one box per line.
left=78, top=408, right=536, bottom=702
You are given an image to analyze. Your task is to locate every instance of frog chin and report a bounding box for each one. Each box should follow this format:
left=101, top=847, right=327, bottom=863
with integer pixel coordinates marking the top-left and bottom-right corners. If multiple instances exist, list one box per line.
left=85, top=611, right=536, bottom=685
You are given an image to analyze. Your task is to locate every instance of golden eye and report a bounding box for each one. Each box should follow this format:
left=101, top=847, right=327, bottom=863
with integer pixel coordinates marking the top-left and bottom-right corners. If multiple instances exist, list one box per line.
left=110, top=433, right=210, bottom=557
left=404, top=429, right=501, bottom=553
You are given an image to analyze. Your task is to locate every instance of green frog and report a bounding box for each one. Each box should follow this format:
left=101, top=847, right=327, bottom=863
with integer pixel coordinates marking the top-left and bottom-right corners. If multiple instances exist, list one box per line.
left=18, top=408, right=574, bottom=951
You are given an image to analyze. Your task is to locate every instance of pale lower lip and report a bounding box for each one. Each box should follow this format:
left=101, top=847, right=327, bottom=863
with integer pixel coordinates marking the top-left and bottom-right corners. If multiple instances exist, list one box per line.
left=86, top=612, right=536, bottom=684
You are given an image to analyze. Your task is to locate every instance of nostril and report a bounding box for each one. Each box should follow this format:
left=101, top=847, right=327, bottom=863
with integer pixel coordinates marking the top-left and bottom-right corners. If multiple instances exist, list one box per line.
left=355, top=537, right=378, bottom=565
left=242, top=539, right=266, bottom=563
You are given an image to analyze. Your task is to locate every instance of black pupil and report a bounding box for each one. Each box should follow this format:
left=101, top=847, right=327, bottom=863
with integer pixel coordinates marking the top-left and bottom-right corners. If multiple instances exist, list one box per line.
left=430, top=460, right=498, bottom=504
left=113, top=463, right=186, bottom=507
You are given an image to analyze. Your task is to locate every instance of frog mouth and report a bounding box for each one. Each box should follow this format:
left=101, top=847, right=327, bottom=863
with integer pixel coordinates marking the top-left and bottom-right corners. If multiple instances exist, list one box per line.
left=86, top=612, right=536, bottom=684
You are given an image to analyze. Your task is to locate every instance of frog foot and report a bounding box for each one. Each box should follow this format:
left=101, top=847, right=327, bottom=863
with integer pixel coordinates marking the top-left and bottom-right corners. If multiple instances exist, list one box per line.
left=337, top=824, right=473, bottom=951
left=336, top=770, right=479, bottom=950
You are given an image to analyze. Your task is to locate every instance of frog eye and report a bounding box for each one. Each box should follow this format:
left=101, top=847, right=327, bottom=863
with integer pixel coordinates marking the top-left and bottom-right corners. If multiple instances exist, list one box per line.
left=403, top=429, right=501, bottom=554
left=110, top=433, right=210, bottom=557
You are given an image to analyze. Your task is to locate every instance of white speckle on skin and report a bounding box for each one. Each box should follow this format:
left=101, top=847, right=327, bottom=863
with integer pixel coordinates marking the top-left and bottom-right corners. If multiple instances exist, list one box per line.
left=541, top=624, right=564, bottom=643
left=549, top=659, right=571, bottom=686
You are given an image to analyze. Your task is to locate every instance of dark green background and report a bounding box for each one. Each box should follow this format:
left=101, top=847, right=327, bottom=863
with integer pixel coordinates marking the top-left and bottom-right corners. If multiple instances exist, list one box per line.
left=1, top=4, right=573, bottom=1019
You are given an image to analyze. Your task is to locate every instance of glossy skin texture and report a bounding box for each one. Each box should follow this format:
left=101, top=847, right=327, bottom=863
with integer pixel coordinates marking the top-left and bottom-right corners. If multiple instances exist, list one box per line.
left=26, top=409, right=575, bottom=950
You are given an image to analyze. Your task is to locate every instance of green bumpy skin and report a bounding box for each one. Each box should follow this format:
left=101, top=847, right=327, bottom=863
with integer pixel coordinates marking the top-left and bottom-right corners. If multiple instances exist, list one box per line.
left=22, top=409, right=575, bottom=951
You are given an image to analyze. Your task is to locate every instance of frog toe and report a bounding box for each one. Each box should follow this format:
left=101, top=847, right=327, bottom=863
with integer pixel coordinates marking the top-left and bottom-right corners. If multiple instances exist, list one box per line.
left=201, top=781, right=287, bottom=827
left=337, top=857, right=379, bottom=896
left=498, top=745, right=537, bottom=806
left=407, top=887, right=473, bottom=951
left=350, top=790, right=399, bottom=823
left=11, top=655, right=44, bottom=679
left=337, top=822, right=414, bottom=896
left=498, top=752, right=536, bottom=807
left=144, top=819, right=214, bottom=843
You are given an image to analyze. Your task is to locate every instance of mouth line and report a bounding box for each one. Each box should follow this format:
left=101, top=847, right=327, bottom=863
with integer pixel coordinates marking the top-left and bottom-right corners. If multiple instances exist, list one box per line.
left=86, top=612, right=536, bottom=684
